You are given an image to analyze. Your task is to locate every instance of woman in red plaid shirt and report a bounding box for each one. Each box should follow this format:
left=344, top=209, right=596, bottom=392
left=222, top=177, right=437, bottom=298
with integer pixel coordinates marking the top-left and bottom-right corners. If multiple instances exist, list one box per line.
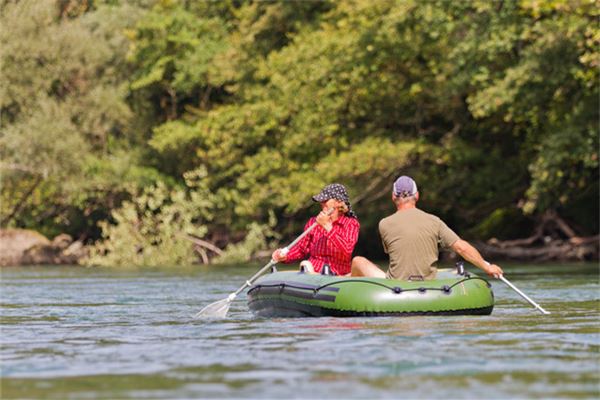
left=271, top=183, right=360, bottom=276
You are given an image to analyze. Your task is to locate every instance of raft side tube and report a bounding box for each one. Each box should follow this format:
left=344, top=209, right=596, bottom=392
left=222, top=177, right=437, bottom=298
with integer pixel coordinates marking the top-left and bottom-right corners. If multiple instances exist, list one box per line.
left=247, top=270, right=494, bottom=317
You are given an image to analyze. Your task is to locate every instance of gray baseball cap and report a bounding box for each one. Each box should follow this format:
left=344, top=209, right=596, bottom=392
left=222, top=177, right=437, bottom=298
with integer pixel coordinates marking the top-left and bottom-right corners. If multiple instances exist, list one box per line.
left=393, top=176, right=418, bottom=197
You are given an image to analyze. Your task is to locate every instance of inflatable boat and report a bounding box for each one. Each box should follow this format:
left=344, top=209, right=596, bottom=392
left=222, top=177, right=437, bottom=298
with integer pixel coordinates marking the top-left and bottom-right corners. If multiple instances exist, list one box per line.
left=247, top=267, right=494, bottom=317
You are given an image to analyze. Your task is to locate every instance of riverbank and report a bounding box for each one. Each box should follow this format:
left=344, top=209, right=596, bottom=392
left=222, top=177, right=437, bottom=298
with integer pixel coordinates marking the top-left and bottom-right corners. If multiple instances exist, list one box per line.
left=0, top=229, right=87, bottom=267
left=0, top=228, right=597, bottom=267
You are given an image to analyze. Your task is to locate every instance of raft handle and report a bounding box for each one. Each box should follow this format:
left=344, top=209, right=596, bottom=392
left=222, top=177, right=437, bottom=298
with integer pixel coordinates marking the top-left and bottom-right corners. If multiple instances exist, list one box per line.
left=321, top=264, right=334, bottom=276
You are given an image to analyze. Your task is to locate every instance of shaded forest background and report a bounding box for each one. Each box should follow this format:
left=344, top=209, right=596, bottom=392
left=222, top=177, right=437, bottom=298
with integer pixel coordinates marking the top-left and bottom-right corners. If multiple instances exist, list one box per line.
left=1, top=0, right=598, bottom=266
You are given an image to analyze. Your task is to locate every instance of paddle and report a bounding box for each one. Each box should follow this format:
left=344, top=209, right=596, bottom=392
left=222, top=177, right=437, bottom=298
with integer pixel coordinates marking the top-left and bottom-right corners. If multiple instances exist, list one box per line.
left=485, top=262, right=550, bottom=314
left=498, top=275, right=551, bottom=315
left=194, top=209, right=334, bottom=319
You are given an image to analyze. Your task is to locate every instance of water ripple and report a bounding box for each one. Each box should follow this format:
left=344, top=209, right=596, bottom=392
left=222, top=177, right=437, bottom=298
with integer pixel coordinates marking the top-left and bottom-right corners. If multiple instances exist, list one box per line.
left=0, top=264, right=598, bottom=399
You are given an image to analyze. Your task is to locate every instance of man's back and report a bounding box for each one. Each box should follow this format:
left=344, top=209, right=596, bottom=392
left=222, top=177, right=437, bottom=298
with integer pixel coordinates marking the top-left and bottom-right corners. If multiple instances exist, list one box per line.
left=378, top=208, right=459, bottom=280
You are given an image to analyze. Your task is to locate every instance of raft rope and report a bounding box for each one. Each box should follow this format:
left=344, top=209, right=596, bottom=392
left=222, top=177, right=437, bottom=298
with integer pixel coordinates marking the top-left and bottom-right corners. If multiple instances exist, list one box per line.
left=250, top=276, right=491, bottom=295
left=316, top=276, right=491, bottom=294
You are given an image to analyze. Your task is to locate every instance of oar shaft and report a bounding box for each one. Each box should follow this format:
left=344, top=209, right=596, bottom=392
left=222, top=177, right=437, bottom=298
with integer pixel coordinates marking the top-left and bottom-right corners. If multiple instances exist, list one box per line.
left=233, top=259, right=277, bottom=296
left=282, top=220, right=319, bottom=253
left=499, top=276, right=550, bottom=315
left=232, top=214, right=329, bottom=297
left=198, top=208, right=335, bottom=318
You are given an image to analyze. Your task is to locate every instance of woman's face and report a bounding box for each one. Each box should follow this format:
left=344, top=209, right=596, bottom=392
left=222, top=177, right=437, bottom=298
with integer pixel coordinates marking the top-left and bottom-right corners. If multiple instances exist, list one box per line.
left=320, top=199, right=344, bottom=214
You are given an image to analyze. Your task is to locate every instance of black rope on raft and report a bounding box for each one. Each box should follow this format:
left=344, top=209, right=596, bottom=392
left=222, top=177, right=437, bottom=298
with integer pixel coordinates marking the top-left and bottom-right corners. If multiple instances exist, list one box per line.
left=250, top=277, right=491, bottom=295
left=314, top=277, right=490, bottom=293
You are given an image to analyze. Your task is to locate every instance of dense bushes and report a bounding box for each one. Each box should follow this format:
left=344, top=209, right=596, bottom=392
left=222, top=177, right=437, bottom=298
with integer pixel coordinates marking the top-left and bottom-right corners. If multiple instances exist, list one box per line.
left=1, top=0, right=597, bottom=265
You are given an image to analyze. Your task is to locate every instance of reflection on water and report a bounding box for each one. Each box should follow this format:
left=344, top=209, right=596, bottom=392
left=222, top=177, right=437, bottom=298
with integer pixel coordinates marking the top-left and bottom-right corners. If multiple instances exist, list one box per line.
left=0, top=263, right=598, bottom=399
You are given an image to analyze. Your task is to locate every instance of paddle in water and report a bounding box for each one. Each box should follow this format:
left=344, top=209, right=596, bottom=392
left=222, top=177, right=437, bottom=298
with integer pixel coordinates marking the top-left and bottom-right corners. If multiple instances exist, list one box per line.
left=194, top=209, right=334, bottom=319
left=484, top=262, right=550, bottom=315
left=193, top=259, right=277, bottom=319
left=499, top=275, right=550, bottom=315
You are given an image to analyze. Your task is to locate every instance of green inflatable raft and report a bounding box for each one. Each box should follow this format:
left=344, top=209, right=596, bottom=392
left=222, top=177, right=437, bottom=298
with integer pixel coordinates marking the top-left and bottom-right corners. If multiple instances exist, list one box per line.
left=247, top=267, right=494, bottom=317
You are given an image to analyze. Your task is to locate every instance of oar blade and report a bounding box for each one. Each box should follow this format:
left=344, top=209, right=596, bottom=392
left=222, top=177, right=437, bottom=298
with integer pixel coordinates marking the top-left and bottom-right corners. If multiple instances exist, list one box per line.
left=194, top=298, right=231, bottom=319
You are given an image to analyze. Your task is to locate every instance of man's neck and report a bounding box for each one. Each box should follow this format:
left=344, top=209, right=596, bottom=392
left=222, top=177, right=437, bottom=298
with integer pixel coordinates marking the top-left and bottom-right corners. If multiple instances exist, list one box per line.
left=396, top=203, right=417, bottom=212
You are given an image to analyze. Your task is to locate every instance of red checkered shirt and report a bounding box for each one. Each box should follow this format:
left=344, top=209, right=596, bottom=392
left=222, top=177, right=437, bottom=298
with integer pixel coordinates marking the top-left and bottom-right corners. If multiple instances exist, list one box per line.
left=284, top=215, right=360, bottom=275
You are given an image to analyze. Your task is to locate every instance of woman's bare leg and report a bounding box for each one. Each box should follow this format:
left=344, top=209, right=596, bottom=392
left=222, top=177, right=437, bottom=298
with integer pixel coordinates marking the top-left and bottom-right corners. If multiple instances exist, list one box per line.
left=351, top=256, right=386, bottom=278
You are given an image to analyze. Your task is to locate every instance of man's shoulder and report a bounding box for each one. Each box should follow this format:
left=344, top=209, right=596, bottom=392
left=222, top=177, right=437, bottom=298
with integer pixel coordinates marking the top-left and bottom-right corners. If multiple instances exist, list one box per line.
left=378, top=212, right=403, bottom=232
left=379, top=213, right=396, bottom=226
left=379, top=208, right=443, bottom=225
left=413, top=208, right=442, bottom=221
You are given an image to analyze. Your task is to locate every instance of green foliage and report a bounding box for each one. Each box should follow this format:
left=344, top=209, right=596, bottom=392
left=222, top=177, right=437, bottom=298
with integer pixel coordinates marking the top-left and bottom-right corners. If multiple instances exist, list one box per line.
left=0, top=0, right=157, bottom=236
left=3, top=0, right=598, bottom=266
left=461, top=0, right=599, bottom=214
left=86, top=167, right=214, bottom=267
left=214, top=211, right=280, bottom=264
left=127, top=1, right=231, bottom=119
left=469, top=207, right=534, bottom=240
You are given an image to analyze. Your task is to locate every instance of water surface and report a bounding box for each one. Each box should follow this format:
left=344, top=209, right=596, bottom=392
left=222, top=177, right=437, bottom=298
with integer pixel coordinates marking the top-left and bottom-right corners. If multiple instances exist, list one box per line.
left=1, top=263, right=598, bottom=399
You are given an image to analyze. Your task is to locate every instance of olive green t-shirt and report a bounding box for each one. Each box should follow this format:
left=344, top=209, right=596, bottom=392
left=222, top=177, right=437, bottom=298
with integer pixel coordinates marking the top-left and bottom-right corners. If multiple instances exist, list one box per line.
left=378, top=208, right=459, bottom=280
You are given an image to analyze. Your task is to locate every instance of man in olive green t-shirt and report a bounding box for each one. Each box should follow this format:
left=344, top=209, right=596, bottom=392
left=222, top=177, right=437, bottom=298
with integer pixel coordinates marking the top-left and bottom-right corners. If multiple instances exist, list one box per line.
left=351, top=176, right=503, bottom=280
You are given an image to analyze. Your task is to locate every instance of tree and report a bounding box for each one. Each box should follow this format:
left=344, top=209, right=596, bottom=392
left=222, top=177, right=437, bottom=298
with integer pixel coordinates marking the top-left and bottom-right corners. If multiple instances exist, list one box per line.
left=0, top=0, right=159, bottom=239
left=3, top=0, right=596, bottom=264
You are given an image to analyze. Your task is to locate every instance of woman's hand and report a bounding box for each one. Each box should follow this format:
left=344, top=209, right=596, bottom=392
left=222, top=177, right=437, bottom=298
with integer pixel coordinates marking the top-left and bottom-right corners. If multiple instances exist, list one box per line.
left=272, top=248, right=287, bottom=262
left=316, top=209, right=333, bottom=232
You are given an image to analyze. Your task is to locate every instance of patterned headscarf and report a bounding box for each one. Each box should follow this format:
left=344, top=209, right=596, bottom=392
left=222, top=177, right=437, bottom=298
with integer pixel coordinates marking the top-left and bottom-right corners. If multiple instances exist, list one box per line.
left=311, top=183, right=357, bottom=218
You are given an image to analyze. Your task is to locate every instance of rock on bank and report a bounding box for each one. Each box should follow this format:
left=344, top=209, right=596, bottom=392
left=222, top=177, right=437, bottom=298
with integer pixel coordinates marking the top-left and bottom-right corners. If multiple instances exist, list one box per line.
left=0, top=229, right=86, bottom=266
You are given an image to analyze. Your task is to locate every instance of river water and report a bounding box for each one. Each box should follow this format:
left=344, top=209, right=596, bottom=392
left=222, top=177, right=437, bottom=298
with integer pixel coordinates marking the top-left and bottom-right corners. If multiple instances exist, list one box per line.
left=1, top=263, right=598, bottom=399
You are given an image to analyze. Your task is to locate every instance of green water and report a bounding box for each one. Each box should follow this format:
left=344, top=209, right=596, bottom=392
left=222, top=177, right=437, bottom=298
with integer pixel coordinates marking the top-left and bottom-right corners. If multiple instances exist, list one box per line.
left=1, top=263, right=598, bottom=399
